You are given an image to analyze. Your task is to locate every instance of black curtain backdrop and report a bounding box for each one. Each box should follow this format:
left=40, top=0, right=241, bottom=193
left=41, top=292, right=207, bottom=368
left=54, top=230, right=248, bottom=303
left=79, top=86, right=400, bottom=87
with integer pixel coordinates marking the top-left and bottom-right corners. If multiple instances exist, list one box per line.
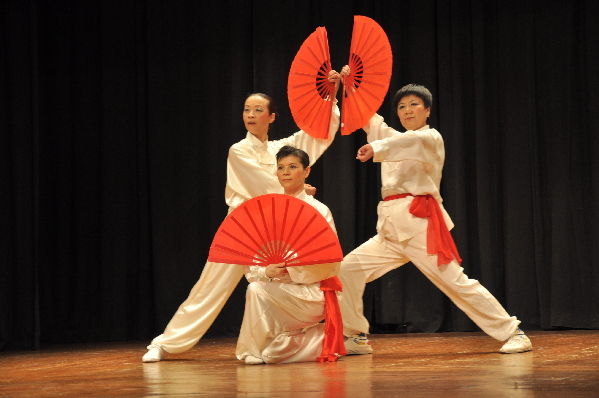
left=2, top=0, right=598, bottom=350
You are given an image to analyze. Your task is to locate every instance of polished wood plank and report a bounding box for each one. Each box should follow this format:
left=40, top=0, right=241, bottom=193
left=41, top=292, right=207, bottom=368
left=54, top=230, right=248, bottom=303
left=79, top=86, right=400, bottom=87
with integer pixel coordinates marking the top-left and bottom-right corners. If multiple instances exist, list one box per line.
left=1, top=330, right=598, bottom=397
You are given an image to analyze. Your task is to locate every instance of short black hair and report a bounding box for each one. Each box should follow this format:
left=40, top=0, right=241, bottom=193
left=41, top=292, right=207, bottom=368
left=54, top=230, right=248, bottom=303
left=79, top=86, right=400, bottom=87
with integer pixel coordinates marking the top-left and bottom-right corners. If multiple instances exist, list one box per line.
left=276, top=145, right=310, bottom=169
left=392, top=84, right=433, bottom=112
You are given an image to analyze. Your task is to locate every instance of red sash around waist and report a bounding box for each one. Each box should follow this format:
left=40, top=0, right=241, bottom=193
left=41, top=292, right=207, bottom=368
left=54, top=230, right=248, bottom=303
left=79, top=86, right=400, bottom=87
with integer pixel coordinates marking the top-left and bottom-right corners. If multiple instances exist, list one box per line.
left=384, top=194, right=462, bottom=267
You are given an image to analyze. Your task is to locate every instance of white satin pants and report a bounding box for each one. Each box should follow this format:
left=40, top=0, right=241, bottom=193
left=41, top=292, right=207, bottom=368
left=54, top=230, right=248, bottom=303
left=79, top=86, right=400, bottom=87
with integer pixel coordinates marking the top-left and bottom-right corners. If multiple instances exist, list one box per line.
left=150, top=261, right=244, bottom=353
left=236, top=281, right=326, bottom=364
left=338, top=230, right=520, bottom=341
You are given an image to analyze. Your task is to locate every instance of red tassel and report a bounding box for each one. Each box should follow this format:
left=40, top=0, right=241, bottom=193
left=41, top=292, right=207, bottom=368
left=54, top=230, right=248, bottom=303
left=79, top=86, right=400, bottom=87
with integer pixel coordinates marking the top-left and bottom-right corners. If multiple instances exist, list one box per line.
left=317, top=276, right=347, bottom=362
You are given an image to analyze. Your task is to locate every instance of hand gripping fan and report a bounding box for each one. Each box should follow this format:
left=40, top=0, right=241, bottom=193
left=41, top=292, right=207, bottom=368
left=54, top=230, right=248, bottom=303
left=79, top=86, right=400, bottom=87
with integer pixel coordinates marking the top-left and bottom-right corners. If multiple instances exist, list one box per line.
left=287, top=27, right=335, bottom=139
left=208, top=194, right=343, bottom=267
left=340, top=15, right=393, bottom=135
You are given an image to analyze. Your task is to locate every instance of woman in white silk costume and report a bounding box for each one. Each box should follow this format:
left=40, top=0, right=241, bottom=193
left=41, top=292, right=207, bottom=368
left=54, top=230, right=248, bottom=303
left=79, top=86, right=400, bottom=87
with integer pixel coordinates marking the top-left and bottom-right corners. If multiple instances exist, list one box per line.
left=236, top=146, right=341, bottom=365
left=143, top=67, right=350, bottom=363
left=339, top=84, right=533, bottom=356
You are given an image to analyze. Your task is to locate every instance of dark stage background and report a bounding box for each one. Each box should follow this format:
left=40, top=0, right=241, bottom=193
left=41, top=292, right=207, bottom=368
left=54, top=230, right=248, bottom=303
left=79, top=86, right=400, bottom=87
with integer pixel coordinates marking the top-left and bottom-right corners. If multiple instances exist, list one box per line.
left=2, top=0, right=598, bottom=350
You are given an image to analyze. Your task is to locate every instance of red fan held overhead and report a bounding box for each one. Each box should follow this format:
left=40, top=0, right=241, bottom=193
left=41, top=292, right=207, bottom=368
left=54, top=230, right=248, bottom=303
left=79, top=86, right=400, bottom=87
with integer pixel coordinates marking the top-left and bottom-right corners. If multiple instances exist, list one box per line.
left=287, top=16, right=392, bottom=138
left=341, top=15, right=393, bottom=135
left=208, top=194, right=343, bottom=267
left=287, top=27, right=335, bottom=139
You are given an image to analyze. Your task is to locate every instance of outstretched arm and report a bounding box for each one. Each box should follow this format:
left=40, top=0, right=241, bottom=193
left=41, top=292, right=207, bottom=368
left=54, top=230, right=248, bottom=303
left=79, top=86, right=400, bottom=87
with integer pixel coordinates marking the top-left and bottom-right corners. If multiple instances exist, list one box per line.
left=356, top=143, right=374, bottom=162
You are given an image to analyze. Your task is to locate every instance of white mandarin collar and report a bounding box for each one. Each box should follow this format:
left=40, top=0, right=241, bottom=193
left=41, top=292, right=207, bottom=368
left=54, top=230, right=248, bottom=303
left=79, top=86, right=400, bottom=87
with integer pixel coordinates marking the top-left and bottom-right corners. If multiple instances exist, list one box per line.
left=294, top=190, right=308, bottom=200
left=246, top=132, right=269, bottom=150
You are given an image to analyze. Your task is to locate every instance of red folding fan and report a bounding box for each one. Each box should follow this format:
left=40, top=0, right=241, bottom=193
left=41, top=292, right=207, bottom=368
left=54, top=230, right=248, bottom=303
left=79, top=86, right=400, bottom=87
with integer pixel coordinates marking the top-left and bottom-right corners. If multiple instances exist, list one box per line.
left=287, top=17, right=392, bottom=138
left=287, top=27, right=335, bottom=139
left=341, top=15, right=393, bottom=135
left=208, top=194, right=343, bottom=267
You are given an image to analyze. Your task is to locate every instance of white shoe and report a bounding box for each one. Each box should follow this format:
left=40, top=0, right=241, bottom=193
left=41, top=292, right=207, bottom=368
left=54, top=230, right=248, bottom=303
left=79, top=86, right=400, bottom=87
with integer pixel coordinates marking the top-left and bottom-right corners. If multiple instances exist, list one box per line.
left=244, top=355, right=264, bottom=365
left=500, top=328, right=533, bottom=354
left=344, top=333, right=373, bottom=355
left=142, top=344, right=165, bottom=362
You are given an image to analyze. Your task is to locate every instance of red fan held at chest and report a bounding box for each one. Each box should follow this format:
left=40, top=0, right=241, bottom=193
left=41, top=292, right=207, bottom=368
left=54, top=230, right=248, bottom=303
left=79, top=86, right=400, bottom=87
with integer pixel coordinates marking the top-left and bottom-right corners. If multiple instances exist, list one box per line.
left=208, top=194, right=343, bottom=267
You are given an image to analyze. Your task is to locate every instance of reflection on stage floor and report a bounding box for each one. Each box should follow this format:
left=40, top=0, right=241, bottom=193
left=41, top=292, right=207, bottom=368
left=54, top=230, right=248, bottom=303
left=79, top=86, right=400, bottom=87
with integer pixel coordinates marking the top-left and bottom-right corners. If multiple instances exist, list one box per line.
left=1, top=330, right=598, bottom=397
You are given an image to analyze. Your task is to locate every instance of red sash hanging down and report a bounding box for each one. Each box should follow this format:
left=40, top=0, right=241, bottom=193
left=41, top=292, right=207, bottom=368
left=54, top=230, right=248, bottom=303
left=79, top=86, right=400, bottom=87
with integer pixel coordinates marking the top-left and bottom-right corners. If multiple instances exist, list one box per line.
left=385, top=194, right=462, bottom=267
left=316, top=276, right=347, bottom=362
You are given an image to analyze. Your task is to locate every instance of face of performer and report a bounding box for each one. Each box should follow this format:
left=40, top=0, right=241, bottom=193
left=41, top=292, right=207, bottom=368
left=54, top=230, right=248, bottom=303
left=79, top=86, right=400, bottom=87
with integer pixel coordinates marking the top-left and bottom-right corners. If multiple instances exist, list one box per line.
left=396, top=94, right=431, bottom=131
left=243, top=95, right=276, bottom=142
left=277, top=155, right=311, bottom=196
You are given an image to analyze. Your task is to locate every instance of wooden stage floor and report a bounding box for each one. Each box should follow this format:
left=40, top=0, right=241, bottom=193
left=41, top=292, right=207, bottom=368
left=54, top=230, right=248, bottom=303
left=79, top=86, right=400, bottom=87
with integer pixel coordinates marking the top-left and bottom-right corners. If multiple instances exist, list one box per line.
left=1, top=330, right=598, bottom=397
